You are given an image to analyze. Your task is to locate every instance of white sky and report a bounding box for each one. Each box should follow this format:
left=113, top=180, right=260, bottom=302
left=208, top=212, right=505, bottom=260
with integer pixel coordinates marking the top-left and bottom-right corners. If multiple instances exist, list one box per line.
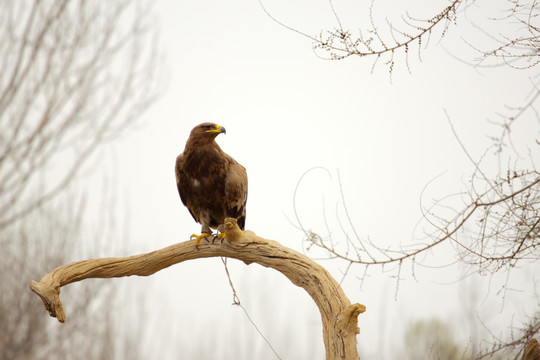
left=82, top=1, right=539, bottom=359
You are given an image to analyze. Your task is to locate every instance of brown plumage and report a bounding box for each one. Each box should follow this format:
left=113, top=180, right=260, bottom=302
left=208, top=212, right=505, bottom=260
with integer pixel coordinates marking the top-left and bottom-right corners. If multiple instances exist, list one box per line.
left=175, top=123, right=247, bottom=241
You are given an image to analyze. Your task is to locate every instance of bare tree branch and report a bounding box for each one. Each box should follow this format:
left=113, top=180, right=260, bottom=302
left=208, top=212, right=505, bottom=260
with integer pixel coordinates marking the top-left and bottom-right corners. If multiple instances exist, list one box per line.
left=265, top=1, right=540, bottom=75
left=30, top=219, right=366, bottom=360
left=260, top=0, right=462, bottom=71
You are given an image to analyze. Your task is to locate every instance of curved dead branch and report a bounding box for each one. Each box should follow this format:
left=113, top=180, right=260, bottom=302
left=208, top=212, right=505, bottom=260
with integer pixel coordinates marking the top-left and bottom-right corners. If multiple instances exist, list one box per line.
left=30, top=218, right=365, bottom=360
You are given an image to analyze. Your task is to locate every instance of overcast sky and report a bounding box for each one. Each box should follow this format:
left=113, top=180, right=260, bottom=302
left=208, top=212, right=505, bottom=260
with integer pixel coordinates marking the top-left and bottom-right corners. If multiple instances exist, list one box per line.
left=97, top=1, right=539, bottom=359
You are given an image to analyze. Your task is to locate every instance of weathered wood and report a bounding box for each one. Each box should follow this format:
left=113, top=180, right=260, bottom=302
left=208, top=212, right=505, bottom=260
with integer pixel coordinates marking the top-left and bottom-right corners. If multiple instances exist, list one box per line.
left=523, top=338, right=540, bottom=360
left=30, top=218, right=365, bottom=359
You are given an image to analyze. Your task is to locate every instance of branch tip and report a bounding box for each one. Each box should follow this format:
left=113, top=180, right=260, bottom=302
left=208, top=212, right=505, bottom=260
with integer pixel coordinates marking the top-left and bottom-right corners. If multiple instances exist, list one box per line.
left=29, top=280, right=65, bottom=323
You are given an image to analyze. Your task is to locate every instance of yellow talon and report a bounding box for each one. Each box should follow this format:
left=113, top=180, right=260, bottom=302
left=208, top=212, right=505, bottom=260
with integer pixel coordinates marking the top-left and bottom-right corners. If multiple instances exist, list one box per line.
left=191, top=233, right=211, bottom=246
left=216, top=232, right=226, bottom=241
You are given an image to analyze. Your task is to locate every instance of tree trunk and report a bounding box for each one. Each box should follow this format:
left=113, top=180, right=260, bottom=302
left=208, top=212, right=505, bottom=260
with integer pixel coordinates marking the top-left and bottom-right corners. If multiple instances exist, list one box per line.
left=30, top=218, right=364, bottom=359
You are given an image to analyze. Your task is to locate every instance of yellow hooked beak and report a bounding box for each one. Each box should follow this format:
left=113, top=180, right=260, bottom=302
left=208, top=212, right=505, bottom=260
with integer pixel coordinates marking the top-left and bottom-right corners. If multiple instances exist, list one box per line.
left=205, top=124, right=226, bottom=134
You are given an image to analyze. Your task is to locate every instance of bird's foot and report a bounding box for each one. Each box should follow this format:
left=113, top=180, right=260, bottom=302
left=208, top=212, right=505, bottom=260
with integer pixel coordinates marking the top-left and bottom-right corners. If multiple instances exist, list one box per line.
left=190, top=233, right=212, bottom=248
left=213, top=232, right=227, bottom=244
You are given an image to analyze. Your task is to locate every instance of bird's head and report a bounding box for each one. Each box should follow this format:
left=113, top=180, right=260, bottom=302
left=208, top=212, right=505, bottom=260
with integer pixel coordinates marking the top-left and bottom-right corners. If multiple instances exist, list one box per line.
left=189, top=122, right=226, bottom=142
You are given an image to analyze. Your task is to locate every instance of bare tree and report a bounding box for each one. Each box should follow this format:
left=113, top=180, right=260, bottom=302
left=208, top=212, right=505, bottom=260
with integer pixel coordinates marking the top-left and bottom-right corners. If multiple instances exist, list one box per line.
left=0, top=0, right=159, bottom=358
left=1, top=193, right=117, bottom=360
left=259, top=0, right=540, bottom=358
left=0, top=0, right=158, bottom=230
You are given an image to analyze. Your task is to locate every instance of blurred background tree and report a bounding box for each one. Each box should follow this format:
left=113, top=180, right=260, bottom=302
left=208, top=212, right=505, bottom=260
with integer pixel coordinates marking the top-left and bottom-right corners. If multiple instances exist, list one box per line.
left=403, top=318, right=461, bottom=360
left=0, top=0, right=159, bottom=358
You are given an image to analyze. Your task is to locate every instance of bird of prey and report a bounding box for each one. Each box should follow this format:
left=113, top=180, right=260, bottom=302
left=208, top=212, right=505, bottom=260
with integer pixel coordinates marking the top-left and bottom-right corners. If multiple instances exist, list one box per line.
left=175, top=122, right=248, bottom=245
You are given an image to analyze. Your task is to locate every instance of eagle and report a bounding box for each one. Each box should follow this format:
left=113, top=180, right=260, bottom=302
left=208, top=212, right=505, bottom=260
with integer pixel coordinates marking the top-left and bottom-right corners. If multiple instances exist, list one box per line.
left=175, top=122, right=248, bottom=245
